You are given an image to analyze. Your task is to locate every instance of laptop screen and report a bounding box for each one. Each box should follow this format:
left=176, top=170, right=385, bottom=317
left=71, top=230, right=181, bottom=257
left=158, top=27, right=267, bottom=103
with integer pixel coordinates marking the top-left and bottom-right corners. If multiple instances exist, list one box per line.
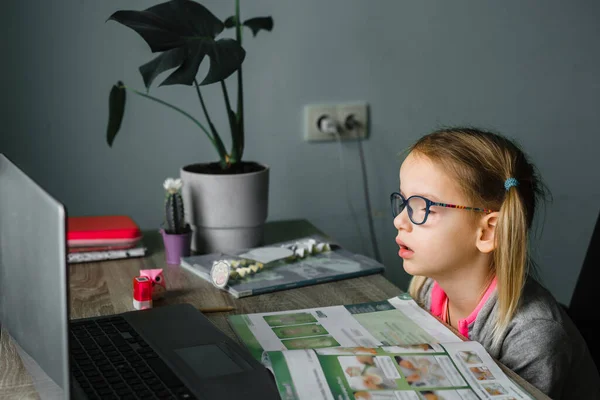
left=0, top=154, right=71, bottom=397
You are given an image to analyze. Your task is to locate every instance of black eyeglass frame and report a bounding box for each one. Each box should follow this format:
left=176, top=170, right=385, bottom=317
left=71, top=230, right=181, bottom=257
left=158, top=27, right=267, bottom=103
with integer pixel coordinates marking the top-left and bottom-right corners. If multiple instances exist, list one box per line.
left=390, top=192, right=495, bottom=225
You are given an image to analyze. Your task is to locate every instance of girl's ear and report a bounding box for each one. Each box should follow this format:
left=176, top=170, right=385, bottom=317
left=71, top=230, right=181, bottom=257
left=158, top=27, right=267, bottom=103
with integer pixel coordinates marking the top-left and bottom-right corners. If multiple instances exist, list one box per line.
left=476, top=212, right=498, bottom=254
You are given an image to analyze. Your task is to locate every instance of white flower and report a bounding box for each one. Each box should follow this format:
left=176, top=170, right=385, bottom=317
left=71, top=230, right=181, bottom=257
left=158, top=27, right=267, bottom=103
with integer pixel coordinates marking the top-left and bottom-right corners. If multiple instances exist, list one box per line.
left=163, top=178, right=183, bottom=193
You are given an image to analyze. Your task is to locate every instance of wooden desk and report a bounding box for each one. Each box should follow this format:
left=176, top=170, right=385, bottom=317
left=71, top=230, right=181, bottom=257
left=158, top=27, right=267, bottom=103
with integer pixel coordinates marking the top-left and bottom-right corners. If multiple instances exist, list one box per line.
left=0, top=219, right=549, bottom=399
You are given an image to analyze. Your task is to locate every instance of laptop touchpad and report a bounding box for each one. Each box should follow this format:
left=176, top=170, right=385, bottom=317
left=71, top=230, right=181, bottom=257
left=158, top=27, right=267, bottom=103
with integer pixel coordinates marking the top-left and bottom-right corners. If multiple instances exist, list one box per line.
left=174, top=343, right=253, bottom=379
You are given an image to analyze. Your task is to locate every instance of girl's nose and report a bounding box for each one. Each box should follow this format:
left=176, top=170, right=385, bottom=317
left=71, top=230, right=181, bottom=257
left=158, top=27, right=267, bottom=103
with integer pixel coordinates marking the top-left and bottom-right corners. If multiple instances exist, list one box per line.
left=393, top=208, right=412, bottom=231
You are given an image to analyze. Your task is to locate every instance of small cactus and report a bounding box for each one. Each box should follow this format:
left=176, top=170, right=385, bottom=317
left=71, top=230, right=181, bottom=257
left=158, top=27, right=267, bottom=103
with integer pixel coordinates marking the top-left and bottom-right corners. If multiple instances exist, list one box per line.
left=163, top=178, right=189, bottom=234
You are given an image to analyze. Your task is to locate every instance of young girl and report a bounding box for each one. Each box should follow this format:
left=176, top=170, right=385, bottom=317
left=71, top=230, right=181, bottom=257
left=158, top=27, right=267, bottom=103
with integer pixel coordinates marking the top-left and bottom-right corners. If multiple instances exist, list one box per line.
left=392, top=127, right=599, bottom=398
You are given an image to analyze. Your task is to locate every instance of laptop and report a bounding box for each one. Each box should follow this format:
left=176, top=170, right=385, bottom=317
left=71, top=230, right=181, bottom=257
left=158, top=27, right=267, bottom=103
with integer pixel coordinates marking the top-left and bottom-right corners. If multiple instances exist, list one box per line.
left=0, top=154, right=280, bottom=400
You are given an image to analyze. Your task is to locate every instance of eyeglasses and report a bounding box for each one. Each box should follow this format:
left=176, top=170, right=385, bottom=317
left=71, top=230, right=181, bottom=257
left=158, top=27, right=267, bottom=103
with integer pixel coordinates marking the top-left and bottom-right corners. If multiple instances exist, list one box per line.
left=390, top=192, right=495, bottom=225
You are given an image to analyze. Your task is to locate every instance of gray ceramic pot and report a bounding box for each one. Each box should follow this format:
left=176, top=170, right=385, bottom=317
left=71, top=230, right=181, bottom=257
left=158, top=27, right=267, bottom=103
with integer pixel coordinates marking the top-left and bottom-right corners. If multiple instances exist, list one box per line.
left=180, top=161, right=269, bottom=254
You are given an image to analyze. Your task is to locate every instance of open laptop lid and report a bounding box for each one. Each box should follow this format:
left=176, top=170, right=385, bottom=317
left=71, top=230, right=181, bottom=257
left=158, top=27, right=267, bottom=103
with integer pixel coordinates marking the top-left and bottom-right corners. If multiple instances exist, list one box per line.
left=0, top=154, right=71, bottom=397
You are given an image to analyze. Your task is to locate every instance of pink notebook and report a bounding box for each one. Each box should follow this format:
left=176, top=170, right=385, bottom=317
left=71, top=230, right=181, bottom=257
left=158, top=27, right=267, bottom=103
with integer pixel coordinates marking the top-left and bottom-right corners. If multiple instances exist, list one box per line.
left=67, top=215, right=142, bottom=249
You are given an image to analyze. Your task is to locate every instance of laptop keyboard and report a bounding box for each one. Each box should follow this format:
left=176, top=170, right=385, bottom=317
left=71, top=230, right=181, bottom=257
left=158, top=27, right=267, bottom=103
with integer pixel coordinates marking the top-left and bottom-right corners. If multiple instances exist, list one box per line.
left=70, top=316, right=196, bottom=400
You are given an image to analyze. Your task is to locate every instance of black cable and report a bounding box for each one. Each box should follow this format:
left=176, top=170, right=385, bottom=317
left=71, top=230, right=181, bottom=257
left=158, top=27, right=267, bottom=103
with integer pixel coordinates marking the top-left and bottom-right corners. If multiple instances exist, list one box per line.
left=357, top=138, right=382, bottom=263
left=332, top=130, right=368, bottom=256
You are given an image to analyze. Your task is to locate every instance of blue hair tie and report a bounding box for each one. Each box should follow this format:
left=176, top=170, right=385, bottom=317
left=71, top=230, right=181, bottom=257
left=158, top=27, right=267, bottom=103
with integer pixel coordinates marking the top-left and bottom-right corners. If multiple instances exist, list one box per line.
left=504, top=177, right=519, bottom=191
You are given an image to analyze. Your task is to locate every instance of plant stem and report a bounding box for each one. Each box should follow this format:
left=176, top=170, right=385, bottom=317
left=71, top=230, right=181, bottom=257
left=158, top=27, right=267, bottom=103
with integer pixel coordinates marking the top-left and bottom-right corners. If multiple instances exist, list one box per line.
left=236, top=0, right=242, bottom=44
left=126, top=85, right=228, bottom=164
left=194, top=79, right=229, bottom=164
left=235, top=0, right=244, bottom=161
left=220, top=80, right=238, bottom=163
left=194, top=79, right=216, bottom=134
left=127, top=86, right=213, bottom=144
left=235, top=69, right=244, bottom=161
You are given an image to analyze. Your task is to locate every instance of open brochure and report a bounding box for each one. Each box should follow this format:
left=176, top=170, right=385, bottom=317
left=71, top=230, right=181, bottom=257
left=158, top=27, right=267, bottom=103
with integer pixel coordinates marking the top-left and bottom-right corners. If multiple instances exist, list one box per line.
left=228, top=294, right=534, bottom=400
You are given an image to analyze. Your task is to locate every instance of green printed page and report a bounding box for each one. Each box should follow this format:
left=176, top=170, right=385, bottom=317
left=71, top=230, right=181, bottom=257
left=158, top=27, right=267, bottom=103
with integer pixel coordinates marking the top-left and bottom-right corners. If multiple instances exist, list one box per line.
left=264, top=312, right=318, bottom=326
left=318, top=352, right=471, bottom=399
left=269, top=347, right=477, bottom=400
left=345, top=300, right=439, bottom=345
left=228, top=295, right=459, bottom=366
left=272, top=323, right=329, bottom=339
left=228, top=314, right=265, bottom=361
left=228, top=311, right=342, bottom=361
left=268, top=352, right=301, bottom=400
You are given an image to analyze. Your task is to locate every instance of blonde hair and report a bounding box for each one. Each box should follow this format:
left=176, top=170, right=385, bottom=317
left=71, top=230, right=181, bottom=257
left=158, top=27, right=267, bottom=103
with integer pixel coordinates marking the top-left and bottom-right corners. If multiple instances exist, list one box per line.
left=406, top=127, right=548, bottom=346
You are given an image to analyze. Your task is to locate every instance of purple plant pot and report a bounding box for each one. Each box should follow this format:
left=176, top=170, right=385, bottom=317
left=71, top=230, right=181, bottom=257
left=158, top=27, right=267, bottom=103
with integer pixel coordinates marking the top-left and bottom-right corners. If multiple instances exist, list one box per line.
left=160, top=229, right=192, bottom=265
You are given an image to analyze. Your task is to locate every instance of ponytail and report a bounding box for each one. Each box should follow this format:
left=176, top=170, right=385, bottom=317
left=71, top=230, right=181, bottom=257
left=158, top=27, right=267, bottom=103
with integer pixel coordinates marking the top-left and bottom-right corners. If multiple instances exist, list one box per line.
left=492, top=182, right=529, bottom=346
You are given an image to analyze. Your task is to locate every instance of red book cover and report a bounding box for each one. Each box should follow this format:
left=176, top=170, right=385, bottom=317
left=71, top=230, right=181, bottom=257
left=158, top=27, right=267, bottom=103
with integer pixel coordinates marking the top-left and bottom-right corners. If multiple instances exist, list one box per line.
left=67, top=215, right=142, bottom=248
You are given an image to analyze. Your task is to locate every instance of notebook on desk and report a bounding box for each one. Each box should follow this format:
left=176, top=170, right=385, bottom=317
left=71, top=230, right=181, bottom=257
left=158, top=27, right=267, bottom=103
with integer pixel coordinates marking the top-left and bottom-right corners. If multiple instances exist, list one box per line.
left=0, top=154, right=280, bottom=400
left=180, top=235, right=385, bottom=298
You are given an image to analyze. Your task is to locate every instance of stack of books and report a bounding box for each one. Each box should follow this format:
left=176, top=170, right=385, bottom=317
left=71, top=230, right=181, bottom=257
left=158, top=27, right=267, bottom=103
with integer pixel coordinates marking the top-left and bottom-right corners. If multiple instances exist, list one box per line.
left=66, top=215, right=147, bottom=263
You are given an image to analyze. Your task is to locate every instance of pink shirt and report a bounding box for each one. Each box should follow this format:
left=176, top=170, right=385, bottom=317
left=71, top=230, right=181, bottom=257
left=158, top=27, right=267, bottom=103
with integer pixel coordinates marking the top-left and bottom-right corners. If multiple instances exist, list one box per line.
left=429, top=277, right=497, bottom=338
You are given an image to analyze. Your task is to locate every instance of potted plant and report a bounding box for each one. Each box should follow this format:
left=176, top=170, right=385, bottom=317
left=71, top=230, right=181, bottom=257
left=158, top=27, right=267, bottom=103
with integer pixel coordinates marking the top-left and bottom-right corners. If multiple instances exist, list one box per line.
left=105, top=0, right=273, bottom=253
left=161, top=178, right=192, bottom=264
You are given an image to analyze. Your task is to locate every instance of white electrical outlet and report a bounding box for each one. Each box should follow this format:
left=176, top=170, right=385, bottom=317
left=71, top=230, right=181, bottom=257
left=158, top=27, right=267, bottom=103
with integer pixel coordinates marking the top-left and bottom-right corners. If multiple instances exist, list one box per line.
left=303, top=103, right=337, bottom=142
left=303, top=102, right=369, bottom=142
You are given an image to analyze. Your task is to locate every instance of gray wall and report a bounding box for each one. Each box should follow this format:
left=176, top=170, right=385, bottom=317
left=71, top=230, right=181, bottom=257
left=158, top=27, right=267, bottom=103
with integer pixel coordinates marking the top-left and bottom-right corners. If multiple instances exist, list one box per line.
left=2, top=0, right=599, bottom=306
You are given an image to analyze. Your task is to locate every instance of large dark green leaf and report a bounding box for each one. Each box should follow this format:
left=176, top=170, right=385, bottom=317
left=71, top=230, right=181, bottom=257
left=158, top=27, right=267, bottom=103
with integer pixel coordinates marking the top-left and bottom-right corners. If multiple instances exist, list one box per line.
left=242, top=17, right=274, bottom=36
left=108, top=0, right=245, bottom=87
left=223, top=16, right=237, bottom=29
left=159, top=45, right=206, bottom=87
left=107, top=10, right=185, bottom=53
left=107, top=82, right=126, bottom=147
left=156, top=0, right=224, bottom=38
left=197, top=39, right=245, bottom=86
left=223, top=16, right=274, bottom=36
left=139, top=47, right=186, bottom=89
left=108, top=0, right=223, bottom=51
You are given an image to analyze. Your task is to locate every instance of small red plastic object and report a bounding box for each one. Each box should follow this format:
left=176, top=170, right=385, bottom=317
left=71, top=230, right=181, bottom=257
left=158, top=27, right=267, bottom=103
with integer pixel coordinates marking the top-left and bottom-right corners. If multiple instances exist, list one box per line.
left=133, top=276, right=153, bottom=310
left=67, top=215, right=142, bottom=248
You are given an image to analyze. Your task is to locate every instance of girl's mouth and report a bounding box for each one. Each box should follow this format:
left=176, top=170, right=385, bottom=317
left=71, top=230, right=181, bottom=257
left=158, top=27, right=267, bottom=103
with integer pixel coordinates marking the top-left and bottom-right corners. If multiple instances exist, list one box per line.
left=398, top=244, right=414, bottom=259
